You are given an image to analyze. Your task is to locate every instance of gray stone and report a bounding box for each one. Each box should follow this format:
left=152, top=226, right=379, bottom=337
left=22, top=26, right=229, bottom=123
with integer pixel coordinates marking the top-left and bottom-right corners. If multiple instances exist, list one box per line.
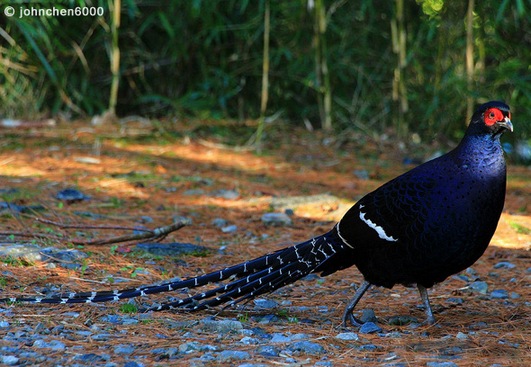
left=358, top=344, right=379, bottom=351
left=92, top=333, right=111, bottom=341
left=211, top=218, right=228, bottom=227
left=73, top=353, right=108, bottom=363
left=490, top=289, right=509, bottom=299
left=40, top=247, right=88, bottom=263
left=253, top=298, right=278, bottom=310
left=445, top=297, right=464, bottom=305
left=359, top=322, right=382, bottom=334
left=388, top=315, right=418, bottom=325
left=199, top=319, right=243, bottom=333
left=257, top=314, right=278, bottom=324
left=33, top=339, right=66, bottom=350
left=426, top=362, right=458, bottom=367
left=288, top=341, right=326, bottom=355
left=56, top=188, right=90, bottom=202
left=212, top=189, right=240, bottom=200
left=179, top=341, right=202, bottom=354
left=0, top=243, right=53, bottom=262
left=469, top=281, right=488, bottom=294
left=256, top=345, right=280, bottom=357
left=261, top=212, right=292, bottom=226
left=291, top=333, right=310, bottom=340
left=335, top=332, right=359, bottom=341
left=100, top=315, right=123, bottom=324
left=493, top=261, right=516, bottom=269
left=270, top=333, right=293, bottom=343
left=114, top=344, right=135, bottom=355
left=360, top=308, right=378, bottom=323
left=123, top=362, right=145, bottom=367
left=221, top=224, right=238, bottom=233
left=217, top=350, right=251, bottom=362
left=135, top=242, right=208, bottom=256
left=1, top=356, right=19, bottom=366
left=240, top=336, right=259, bottom=345
left=354, top=169, right=370, bottom=180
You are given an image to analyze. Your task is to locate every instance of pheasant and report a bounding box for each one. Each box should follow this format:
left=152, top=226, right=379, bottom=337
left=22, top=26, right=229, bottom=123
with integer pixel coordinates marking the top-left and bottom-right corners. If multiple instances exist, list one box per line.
left=1, top=101, right=513, bottom=327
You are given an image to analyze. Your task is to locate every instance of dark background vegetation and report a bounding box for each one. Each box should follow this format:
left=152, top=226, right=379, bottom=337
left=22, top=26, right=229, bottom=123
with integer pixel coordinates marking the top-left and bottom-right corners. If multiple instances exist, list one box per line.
left=0, top=0, right=529, bottom=143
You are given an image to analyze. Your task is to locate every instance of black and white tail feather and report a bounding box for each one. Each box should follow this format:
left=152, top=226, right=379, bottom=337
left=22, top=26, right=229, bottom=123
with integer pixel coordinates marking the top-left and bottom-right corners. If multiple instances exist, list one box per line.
left=1, top=227, right=350, bottom=313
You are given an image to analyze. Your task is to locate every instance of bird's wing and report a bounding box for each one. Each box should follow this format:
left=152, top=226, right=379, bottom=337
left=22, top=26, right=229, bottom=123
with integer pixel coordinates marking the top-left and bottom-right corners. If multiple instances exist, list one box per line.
left=338, top=167, right=439, bottom=248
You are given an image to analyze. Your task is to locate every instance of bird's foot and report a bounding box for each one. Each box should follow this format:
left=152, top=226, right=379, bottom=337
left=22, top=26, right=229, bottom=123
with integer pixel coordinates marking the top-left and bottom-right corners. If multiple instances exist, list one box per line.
left=422, top=315, right=436, bottom=326
left=341, top=312, right=366, bottom=328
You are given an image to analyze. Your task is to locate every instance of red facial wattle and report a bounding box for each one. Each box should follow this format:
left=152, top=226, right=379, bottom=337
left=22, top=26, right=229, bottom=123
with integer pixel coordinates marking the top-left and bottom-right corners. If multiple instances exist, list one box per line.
left=484, top=108, right=504, bottom=126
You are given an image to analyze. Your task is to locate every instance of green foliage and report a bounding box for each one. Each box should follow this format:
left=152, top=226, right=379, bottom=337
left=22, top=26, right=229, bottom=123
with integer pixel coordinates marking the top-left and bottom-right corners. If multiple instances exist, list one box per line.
left=1, top=255, right=34, bottom=267
left=119, top=303, right=138, bottom=314
left=120, top=265, right=145, bottom=278
left=0, top=0, right=529, bottom=141
left=276, top=308, right=299, bottom=323
left=237, top=312, right=250, bottom=323
left=509, top=222, right=530, bottom=235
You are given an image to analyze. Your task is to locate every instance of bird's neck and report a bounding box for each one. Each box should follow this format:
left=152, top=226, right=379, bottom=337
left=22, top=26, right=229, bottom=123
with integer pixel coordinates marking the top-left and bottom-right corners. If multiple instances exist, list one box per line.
left=454, top=133, right=506, bottom=170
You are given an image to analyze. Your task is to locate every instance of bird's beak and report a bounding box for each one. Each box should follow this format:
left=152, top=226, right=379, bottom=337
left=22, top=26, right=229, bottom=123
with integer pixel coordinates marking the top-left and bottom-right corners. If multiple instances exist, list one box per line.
left=499, top=116, right=513, bottom=132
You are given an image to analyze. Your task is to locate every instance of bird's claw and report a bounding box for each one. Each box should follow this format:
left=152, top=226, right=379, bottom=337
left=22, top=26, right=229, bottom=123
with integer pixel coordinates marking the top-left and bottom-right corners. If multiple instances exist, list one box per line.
left=341, top=311, right=366, bottom=328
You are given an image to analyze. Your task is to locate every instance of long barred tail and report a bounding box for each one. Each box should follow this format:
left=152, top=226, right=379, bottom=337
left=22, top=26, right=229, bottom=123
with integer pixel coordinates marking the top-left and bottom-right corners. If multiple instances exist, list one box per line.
left=1, top=227, right=352, bottom=311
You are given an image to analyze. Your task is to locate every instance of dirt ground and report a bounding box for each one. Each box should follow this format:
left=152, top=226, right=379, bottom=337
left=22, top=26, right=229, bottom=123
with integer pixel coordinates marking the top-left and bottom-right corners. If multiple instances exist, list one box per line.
left=0, top=120, right=529, bottom=366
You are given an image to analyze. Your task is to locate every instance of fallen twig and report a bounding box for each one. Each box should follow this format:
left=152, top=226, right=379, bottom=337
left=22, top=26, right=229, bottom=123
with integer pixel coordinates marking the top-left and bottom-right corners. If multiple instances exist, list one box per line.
left=0, top=219, right=187, bottom=247
left=70, top=221, right=187, bottom=246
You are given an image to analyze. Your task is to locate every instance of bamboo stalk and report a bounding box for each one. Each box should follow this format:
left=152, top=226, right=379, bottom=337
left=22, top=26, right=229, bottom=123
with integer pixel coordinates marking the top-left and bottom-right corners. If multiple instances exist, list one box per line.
left=465, top=0, right=475, bottom=124
left=392, top=0, right=408, bottom=136
left=255, top=0, right=270, bottom=152
left=108, top=0, right=121, bottom=115
left=314, top=0, right=332, bottom=131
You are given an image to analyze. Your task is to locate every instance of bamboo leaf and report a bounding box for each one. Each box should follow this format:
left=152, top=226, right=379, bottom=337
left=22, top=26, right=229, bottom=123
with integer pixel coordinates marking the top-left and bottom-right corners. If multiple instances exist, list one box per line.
left=16, top=22, right=58, bottom=85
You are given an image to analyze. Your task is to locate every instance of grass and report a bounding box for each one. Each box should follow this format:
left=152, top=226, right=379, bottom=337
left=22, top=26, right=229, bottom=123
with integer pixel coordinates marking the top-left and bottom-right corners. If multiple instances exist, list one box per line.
left=0, top=256, right=34, bottom=267
left=0, top=188, right=36, bottom=202
left=119, top=303, right=138, bottom=314
left=509, top=222, right=531, bottom=235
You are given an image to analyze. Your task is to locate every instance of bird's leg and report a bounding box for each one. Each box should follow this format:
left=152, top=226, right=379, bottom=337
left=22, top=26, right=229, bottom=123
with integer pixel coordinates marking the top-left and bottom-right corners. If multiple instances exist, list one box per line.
left=342, top=280, right=372, bottom=327
left=417, top=284, right=436, bottom=325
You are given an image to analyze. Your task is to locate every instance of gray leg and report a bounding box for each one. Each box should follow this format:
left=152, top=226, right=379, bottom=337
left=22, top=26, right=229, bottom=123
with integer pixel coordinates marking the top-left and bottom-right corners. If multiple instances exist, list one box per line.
left=417, top=284, right=436, bottom=325
left=342, top=280, right=372, bottom=327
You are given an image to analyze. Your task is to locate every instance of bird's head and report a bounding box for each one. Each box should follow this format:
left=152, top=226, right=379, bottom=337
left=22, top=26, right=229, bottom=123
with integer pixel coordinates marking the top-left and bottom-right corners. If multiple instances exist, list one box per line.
left=470, top=101, right=513, bottom=137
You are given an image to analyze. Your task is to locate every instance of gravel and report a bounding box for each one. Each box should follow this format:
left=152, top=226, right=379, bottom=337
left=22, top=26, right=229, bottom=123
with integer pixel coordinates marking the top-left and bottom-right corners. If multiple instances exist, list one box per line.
left=1, top=236, right=526, bottom=366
